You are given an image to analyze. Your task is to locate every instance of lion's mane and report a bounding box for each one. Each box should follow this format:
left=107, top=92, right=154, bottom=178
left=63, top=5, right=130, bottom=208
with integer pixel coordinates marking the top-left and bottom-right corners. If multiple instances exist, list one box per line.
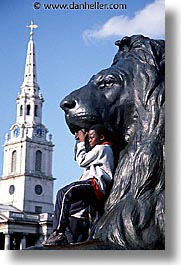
left=95, top=35, right=165, bottom=250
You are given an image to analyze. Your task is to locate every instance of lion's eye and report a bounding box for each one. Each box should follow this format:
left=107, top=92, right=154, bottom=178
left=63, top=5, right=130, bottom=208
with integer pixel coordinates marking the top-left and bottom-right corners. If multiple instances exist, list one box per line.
left=98, top=79, right=114, bottom=89
left=105, top=80, right=114, bottom=87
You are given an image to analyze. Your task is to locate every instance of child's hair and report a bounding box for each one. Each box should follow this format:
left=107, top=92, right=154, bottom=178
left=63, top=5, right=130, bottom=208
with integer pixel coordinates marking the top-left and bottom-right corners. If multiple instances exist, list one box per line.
left=89, top=124, right=112, bottom=141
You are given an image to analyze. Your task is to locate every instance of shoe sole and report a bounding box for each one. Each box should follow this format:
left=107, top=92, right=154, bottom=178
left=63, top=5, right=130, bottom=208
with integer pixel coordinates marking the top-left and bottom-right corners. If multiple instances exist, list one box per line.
left=42, top=241, right=69, bottom=247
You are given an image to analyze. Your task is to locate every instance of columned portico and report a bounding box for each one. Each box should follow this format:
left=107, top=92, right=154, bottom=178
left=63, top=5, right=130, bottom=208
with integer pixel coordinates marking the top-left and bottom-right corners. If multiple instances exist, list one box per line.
left=4, top=233, right=11, bottom=250
left=20, top=234, right=26, bottom=250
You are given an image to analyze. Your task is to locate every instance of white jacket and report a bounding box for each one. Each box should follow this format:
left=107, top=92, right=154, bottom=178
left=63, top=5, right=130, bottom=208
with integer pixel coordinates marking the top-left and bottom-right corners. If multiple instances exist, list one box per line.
left=75, top=141, right=114, bottom=194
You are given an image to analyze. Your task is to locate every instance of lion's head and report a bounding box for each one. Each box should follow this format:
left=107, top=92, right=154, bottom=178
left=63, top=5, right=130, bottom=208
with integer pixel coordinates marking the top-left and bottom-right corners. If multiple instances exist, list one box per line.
left=60, top=35, right=165, bottom=249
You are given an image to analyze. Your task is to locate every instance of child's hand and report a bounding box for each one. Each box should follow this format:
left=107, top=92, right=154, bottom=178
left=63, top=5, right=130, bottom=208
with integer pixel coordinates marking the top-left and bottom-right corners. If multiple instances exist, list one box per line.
left=77, top=130, right=87, bottom=142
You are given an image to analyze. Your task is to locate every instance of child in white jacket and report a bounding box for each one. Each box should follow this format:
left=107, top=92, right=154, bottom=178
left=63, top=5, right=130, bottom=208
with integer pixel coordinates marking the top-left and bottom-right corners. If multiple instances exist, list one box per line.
left=43, top=124, right=114, bottom=246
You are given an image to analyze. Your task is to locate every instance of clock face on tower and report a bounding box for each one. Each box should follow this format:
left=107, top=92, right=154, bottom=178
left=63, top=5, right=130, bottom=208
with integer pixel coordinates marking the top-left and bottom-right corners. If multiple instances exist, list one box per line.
left=13, top=125, right=20, bottom=137
left=35, top=125, right=44, bottom=137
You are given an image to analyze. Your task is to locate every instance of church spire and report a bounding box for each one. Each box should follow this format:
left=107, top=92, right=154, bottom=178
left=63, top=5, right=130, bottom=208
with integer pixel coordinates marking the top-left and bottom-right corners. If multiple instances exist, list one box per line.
left=16, top=21, right=44, bottom=128
left=21, top=21, right=39, bottom=91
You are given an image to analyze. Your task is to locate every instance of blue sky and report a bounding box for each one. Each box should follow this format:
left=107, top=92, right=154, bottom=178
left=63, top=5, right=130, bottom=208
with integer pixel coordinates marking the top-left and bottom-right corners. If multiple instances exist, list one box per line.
left=0, top=0, right=165, bottom=202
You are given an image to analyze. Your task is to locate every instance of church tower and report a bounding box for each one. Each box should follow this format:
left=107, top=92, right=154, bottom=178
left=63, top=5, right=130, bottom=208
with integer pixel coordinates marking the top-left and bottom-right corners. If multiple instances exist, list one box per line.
left=0, top=21, right=54, bottom=214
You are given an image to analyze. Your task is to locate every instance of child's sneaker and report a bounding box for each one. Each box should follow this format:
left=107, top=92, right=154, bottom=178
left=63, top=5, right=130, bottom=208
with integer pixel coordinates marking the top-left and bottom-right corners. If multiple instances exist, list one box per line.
left=42, top=231, right=68, bottom=246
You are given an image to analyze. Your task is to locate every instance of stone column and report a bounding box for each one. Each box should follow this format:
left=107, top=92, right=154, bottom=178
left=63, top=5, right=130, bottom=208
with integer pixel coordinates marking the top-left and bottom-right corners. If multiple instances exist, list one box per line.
left=43, top=234, right=48, bottom=242
left=4, top=233, right=11, bottom=250
left=20, top=235, right=26, bottom=250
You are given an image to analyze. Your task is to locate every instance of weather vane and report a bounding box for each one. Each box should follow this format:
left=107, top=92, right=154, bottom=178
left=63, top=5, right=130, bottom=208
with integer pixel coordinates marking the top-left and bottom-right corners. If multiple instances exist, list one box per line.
left=26, top=20, right=38, bottom=39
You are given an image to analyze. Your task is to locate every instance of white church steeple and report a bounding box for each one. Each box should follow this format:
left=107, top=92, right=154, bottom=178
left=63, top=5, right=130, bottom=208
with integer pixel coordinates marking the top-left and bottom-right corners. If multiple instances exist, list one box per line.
left=0, top=21, right=54, bottom=214
left=16, top=21, right=45, bottom=136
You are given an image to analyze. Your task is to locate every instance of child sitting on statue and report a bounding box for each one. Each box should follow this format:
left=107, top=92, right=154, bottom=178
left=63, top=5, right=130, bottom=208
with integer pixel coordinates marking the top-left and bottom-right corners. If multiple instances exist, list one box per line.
left=43, top=124, right=114, bottom=246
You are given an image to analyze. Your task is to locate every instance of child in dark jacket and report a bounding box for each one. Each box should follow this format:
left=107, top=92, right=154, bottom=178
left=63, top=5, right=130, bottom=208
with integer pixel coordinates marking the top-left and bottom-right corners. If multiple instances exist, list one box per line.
left=43, top=124, right=114, bottom=246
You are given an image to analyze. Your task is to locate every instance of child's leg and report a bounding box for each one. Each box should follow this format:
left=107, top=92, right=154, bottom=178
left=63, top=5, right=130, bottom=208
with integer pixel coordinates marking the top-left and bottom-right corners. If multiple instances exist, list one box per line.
left=53, top=180, right=97, bottom=233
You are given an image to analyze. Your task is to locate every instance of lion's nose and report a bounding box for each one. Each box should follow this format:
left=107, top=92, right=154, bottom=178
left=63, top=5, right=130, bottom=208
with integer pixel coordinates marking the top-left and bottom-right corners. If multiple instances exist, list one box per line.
left=60, top=98, right=76, bottom=112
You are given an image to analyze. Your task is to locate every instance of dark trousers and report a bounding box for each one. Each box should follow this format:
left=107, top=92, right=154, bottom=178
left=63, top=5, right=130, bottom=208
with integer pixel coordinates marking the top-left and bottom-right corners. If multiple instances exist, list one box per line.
left=53, top=179, right=98, bottom=234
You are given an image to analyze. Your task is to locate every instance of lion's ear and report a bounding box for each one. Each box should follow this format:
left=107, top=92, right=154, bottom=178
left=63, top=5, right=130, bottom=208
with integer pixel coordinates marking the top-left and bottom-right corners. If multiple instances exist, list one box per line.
left=115, top=36, right=131, bottom=52
left=112, top=36, right=132, bottom=65
left=113, top=35, right=143, bottom=65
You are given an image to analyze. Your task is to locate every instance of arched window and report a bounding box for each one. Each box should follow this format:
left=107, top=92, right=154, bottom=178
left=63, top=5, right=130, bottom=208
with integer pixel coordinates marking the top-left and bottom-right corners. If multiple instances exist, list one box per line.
left=27, top=104, right=31, bottom=115
left=34, top=105, right=38, bottom=116
left=35, top=150, right=42, bottom=172
left=11, top=150, right=17, bottom=172
left=20, top=105, right=23, bottom=116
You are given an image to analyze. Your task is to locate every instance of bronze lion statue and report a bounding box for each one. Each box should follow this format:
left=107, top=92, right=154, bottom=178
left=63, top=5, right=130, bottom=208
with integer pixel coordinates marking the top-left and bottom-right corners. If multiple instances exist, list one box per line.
left=60, top=35, right=165, bottom=250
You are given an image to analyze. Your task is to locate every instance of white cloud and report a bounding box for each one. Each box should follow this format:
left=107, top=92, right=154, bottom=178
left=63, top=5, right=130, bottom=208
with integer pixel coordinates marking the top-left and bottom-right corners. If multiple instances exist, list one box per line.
left=83, top=0, right=165, bottom=43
